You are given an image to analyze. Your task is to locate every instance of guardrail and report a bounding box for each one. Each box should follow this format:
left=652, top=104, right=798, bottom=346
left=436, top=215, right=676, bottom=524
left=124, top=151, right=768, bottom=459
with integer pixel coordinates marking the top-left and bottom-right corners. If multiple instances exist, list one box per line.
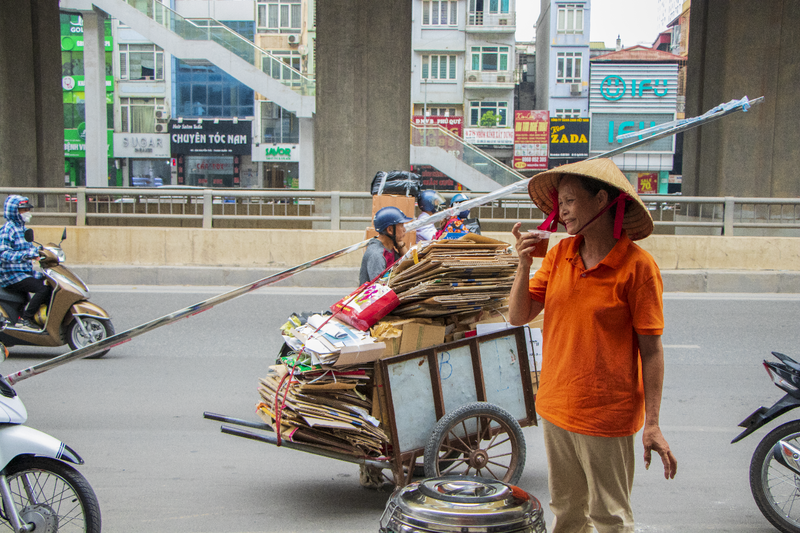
left=4, top=188, right=800, bottom=235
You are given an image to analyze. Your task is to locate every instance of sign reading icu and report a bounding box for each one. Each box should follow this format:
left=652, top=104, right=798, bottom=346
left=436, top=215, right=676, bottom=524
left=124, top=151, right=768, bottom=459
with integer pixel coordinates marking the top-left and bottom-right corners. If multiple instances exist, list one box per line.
left=599, top=75, right=670, bottom=101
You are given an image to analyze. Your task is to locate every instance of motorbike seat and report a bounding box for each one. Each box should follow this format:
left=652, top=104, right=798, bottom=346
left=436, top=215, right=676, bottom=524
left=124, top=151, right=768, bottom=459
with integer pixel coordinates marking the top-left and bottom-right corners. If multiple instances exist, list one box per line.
left=0, top=287, right=26, bottom=305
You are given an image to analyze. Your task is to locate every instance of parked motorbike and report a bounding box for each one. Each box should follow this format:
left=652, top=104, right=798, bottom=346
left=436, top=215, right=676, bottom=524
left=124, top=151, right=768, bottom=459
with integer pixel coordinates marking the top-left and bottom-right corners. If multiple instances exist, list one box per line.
left=732, top=351, right=800, bottom=532
left=0, top=229, right=114, bottom=358
left=0, top=340, right=101, bottom=532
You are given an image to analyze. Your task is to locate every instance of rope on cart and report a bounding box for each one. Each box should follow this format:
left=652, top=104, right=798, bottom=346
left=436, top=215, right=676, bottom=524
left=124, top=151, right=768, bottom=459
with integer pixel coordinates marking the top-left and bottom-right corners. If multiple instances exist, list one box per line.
left=272, top=260, right=397, bottom=447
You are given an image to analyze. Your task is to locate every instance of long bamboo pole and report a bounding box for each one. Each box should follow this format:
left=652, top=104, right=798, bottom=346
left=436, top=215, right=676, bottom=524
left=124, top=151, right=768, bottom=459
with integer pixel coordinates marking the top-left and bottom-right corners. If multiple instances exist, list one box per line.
left=4, top=96, right=763, bottom=384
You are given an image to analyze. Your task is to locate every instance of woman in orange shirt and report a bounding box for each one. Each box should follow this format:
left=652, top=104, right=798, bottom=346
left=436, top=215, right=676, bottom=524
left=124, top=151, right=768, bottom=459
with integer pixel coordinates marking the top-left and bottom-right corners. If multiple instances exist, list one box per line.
left=509, top=159, right=677, bottom=533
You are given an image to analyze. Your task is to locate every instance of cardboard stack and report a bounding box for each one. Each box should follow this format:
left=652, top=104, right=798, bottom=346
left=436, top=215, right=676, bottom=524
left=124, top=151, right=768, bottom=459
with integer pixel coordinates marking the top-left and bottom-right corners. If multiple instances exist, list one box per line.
left=387, top=234, right=518, bottom=318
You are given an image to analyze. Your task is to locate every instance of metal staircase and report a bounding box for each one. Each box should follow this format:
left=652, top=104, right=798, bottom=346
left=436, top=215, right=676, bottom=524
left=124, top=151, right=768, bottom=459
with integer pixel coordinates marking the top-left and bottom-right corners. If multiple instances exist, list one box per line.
left=60, top=0, right=315, bottom=117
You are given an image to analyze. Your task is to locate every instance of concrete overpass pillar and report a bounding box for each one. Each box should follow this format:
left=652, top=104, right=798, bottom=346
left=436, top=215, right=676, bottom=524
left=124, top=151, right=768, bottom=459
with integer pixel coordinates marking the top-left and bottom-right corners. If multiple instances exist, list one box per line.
left=82, top=8, right=109, bottom=187
left=314, top=0, right=412, bottom=193
left=0, top=0, right=64, bottom=188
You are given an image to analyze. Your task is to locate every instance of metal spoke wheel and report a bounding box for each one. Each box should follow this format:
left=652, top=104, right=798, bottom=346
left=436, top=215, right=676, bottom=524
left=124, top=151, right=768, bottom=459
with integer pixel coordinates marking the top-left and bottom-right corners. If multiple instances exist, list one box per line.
left=750, top=420, right=800, bottom=533
left=423, top=402, right=525, bottom=485
left=0, top=457, right=101, bottom=533
left=65, top=318, right=115, bottom=359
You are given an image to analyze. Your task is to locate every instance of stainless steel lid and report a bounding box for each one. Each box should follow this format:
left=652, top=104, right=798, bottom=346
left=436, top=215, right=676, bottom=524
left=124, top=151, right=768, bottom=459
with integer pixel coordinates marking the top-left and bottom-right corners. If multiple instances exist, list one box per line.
left=380, top=476, right=545, bottom=533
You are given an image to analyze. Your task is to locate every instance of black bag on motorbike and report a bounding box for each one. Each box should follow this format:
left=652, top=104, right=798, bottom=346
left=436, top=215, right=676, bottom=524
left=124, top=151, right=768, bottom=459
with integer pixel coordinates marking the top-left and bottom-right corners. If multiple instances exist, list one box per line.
left=370, top=171, right=422, bottom=197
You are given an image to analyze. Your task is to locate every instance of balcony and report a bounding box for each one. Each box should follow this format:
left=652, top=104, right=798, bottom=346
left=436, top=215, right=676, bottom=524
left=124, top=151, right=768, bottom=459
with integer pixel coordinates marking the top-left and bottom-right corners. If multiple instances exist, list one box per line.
left=464, top=70, right=515, bottom=89
left=466, top=12, right=516, bottom=32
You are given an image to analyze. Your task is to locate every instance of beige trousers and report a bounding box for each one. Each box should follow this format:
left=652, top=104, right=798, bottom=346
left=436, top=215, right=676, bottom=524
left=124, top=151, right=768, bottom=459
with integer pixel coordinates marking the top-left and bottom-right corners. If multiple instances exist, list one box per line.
left=541, top=418, right=635, bottom=533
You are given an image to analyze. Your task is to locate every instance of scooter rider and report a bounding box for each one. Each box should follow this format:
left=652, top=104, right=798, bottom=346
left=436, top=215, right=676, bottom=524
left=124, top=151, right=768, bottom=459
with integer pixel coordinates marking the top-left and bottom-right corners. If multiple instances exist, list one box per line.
left=0, top=196, right=50, bottom=330
left=359, top=206, right=412, bottom=285
left=416, top=190, right=446, bottom=242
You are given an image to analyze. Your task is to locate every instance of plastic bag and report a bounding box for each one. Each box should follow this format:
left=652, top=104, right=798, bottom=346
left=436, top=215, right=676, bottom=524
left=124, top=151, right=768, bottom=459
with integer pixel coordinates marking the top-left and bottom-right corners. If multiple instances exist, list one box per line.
left=331, top=283, right=400, bottom=331
left=370, top=170, right=422, bottom=197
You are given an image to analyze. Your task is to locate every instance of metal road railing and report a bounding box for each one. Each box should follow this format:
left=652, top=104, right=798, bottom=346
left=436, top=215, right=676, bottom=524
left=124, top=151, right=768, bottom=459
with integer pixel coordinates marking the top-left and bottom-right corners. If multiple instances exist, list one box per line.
left=125, top=0, right=315, bottom=95
left=5, top=188, right=800, bottom=236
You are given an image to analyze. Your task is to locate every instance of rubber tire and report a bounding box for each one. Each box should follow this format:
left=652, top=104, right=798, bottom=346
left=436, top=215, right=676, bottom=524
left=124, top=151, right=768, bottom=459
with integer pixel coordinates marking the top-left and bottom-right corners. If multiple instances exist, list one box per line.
left=3, top=456, right=101, bottom=533
left=66, top=318, right=115, bottom=359
left=750, top=419, right=800, bottom=533
left=423, top=402, right=526, bottom=485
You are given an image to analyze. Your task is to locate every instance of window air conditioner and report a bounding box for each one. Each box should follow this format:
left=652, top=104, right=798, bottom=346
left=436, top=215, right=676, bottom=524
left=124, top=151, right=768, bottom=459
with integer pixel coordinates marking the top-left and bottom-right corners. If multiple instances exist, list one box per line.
left=570, top=83, right=581, bottom=95
left=287, top=34, right=300, bottom=45
left=499, top=19, right=508, bottom=25
left=155, top=105, right=169, bottom=119
left=497, top=76, right=506, bottom=82
left=468, top=75, right=477, bottom=82
left=155, top=123, right=167, bottom=133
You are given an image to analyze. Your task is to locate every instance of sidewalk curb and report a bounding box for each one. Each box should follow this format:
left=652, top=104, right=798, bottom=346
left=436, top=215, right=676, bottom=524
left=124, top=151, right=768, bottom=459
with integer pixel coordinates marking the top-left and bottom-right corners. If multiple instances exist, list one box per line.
left=69, top=265, right=800, bottom=293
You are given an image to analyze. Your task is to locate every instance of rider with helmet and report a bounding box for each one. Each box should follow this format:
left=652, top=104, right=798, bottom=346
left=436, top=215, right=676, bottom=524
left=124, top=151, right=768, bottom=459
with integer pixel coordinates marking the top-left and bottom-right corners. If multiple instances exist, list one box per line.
left=0, top=196, right=50, bottom=329
left=415, top=190, right=446, bottom=242
left=435, top=193, right=482, bottom=239
left=359, top=206, right=412, bottom=285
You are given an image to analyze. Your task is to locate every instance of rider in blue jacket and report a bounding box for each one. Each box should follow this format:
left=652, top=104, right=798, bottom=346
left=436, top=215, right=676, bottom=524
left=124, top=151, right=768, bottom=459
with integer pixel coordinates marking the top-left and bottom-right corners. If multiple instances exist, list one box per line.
left=0, top=196, right=49, bottom=329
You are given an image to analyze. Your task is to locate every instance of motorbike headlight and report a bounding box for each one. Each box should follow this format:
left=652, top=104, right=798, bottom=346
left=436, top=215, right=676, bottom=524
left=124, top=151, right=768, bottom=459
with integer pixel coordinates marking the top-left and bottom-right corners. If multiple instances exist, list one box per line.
left=49, top=246, right=66, bottom=263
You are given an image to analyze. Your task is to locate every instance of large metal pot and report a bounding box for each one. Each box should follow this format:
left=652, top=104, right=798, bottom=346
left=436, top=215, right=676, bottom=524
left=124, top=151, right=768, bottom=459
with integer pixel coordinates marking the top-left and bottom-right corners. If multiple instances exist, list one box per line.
left=379, top=476, right=546, bottom=533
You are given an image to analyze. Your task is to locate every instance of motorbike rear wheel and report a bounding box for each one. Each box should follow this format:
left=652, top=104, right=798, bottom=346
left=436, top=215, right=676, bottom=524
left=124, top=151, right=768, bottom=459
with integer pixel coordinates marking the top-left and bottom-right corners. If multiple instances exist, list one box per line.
left=750, top=419, right=800, bottom=533
left=1, top=456, right=101, bottom=533
left=65, top=317, right=115, bottom=359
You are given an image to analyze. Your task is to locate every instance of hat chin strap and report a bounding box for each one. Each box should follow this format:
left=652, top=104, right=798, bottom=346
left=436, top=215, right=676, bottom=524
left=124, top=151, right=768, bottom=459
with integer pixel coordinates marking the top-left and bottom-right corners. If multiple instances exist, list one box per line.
left=538, top=190, right=630, bottom=239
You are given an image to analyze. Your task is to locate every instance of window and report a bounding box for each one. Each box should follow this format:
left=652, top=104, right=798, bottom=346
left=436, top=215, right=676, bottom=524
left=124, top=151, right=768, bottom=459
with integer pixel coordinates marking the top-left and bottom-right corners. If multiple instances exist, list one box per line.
left=555, top=109, right=581, bottom=118
left=469, top=101, right=507, bottom=126
left=470, top=46, right=509, bottom=71
left=425, top=107, right=457, bottom=117
left=261, top=101, right=299, bottom=144
left=119, top=44, right=164, bottom=81
left=263, top=51, right=302, bottom=85
left=557, top=4, right=584, bottom=34
left=120, top=98, right=165, bottom=133
left=421, top=55, right=457, bottom=80
left=257, top=0, right=301, bottom=33
left=175, top=61, right=254, bottom=118
left=556, top=52, right=582, bottom=83
left=468, top=0, right=509, bottom=24
left=422, top=1, right=458, bottom=26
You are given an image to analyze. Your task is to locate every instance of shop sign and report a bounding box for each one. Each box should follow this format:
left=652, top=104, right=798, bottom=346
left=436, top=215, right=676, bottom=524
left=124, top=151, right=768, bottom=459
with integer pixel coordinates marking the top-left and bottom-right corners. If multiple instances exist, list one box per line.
left=627, top=171, right=668, bottom=195
left=169, top=119, right=251, bottom=155
left=412, top=116, right=463, bottom=138
left=252, top=143, right=299, bottom=162
left=464, top=128, right=514, bottom=146
left=549, top=118, right=590, bottom=158
left=411, top=165, right=458, bottom=190
left=589, top=113, right=675, bottom=153
left=64, top=126, right=113, bottom=158
left=599, top=75, right=670, bottom=101
left=113, top=133, right=170, bottom=158
left=513, top=111, right=549, bottom=171
left=62, top=76, right=114, bottom=92
left=60, top=15, right=113, bottom=51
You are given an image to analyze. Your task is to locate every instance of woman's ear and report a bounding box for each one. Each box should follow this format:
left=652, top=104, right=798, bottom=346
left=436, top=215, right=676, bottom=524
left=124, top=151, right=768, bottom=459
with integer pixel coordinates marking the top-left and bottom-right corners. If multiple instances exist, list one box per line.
left=596, top=189, right=609, bottom=208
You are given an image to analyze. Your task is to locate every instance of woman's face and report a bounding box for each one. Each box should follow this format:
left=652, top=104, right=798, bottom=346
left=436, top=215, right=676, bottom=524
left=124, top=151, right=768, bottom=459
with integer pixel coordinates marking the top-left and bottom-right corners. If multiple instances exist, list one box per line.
left=557, top=176, right=607, bottom=235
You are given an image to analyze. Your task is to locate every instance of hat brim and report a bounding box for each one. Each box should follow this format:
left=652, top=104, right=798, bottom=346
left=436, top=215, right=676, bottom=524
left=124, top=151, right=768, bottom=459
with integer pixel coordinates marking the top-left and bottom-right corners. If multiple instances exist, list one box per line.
left=528, top=159, right=654, bottom=240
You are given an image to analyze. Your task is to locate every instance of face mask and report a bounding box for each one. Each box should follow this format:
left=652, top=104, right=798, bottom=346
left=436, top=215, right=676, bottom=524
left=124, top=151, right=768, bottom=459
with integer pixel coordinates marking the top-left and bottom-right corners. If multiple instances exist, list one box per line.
left=20, top=212, right=32, bottom=224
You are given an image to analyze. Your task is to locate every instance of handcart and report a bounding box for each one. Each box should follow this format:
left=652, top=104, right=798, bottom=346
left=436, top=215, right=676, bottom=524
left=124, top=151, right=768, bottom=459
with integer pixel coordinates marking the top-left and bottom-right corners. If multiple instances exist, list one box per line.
left=205, top=325, right=538, bottom=487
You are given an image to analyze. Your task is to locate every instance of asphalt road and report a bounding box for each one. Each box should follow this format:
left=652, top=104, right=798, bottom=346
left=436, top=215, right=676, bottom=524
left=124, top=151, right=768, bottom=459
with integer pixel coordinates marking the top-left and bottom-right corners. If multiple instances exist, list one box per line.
left=2, top=286, right=799, bottom=532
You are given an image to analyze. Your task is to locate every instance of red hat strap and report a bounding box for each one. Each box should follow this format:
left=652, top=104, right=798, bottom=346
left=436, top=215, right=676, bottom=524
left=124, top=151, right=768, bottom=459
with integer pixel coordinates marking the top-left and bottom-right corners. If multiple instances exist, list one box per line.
left=537, top=189, right=560, bottom=232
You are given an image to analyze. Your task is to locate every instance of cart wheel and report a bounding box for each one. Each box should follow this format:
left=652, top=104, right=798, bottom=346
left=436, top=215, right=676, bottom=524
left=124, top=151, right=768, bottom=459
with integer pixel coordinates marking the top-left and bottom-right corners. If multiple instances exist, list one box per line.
left=423, top=402, right=525, bottom=485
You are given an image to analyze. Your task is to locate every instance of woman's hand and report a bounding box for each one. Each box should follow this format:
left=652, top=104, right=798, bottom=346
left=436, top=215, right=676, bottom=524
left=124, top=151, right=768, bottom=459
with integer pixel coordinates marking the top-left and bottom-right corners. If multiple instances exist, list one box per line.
left=512, top=222, right=543, bottom=269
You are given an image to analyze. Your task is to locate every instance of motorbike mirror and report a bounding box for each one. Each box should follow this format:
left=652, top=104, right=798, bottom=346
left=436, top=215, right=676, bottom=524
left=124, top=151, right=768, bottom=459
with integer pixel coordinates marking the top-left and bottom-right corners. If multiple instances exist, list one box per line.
left=60, top=227, right=67, bottom=244
left=23, top=228, right=34, bottom=243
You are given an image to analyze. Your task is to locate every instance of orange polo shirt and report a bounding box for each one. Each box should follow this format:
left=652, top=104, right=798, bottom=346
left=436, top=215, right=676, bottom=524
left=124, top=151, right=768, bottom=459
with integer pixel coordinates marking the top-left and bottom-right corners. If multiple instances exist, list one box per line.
left=529, top=232, right=664, bottom=437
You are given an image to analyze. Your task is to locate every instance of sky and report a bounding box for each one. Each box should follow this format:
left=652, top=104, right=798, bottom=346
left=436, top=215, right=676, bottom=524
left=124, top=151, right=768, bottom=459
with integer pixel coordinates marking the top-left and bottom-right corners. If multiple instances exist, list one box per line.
left=515, top=0, right=663, bottom=48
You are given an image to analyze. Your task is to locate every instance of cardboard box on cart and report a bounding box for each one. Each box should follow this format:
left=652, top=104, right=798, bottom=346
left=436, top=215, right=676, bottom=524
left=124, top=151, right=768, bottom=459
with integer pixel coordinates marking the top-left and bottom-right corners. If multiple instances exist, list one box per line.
left=371, top=318, right=446, bottom=358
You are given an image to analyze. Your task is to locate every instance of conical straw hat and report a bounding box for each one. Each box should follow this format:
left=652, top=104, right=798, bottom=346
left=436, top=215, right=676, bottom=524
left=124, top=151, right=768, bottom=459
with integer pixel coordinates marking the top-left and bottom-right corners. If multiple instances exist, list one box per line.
left=528, top=158, right=654, bottom=240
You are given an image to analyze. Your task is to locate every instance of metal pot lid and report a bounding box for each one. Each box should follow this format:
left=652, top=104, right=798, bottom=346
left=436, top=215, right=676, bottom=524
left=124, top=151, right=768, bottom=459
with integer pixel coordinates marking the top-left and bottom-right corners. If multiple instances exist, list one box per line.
left=386, top=476, right=541, bottom=530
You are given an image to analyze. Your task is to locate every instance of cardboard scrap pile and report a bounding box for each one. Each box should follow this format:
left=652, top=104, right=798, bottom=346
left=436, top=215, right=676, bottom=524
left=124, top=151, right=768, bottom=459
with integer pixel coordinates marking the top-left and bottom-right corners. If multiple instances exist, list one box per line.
left=256, top=313, right=389, bottom=457
left=387, top=234, right=518, bottom=318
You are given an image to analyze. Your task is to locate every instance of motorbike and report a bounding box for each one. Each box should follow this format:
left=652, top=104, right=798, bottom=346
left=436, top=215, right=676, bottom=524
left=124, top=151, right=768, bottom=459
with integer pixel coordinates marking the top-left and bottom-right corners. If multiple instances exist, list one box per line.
left=732, top=351, right=800, bottom=532
left=0, top=340, right=101, bottom=532
left=0, top=229, right=114, bottom=359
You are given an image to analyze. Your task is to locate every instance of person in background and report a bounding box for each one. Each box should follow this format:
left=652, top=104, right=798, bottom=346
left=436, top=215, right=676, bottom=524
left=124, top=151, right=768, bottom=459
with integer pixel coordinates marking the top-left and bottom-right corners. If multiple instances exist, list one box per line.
left=359, top=206, right=412, bottom=285
left=416, top=190, right=446, bottom=242
left=508, top=159, right=677, bottom=533
left=0, top=196, right=50, bottom=330
left=435, top=193, right=482, bottom=238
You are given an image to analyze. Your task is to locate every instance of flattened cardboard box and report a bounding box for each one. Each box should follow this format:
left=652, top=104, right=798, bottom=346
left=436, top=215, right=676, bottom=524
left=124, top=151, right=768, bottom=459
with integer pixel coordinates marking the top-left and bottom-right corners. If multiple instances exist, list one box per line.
left=334, top=341, right=387, bottom=367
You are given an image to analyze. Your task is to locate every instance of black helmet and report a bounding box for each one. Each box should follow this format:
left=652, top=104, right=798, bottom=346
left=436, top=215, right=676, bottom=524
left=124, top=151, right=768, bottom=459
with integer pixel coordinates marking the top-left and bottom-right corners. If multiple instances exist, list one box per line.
left=374, top=206, right=412, bottom=234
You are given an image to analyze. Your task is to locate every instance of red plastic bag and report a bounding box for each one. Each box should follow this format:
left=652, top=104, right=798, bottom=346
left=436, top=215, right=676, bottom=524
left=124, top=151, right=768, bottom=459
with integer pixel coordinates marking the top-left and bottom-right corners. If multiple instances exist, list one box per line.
left=331, top=283, right=399, bottom=331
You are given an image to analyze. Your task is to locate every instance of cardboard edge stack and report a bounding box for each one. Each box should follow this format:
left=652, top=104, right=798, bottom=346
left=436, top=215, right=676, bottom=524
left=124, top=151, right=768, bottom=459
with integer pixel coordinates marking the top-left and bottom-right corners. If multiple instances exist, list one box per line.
left=255, top=234, right=542, bottom=460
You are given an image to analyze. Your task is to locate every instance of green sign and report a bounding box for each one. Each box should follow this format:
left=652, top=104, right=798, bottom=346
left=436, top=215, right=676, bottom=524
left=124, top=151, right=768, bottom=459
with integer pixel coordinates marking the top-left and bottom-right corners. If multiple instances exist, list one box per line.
left=62, top=76, right=114, bottom=92
left=64, top=127, right=114, bottom=158
left=60, top=14, right=112, bottom=51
